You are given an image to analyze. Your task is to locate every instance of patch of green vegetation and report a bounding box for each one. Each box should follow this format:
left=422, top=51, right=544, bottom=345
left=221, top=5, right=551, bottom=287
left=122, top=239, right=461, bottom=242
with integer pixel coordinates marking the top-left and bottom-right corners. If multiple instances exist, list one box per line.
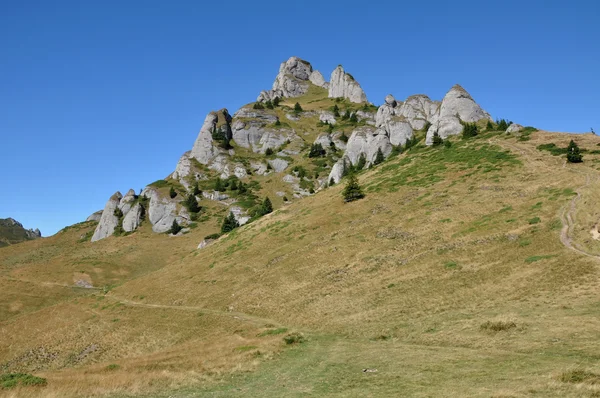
left=149, top=179, right=170, bottom=188
left=518, top=239, right=531, bottom=247
left=528, top=217, right=541, bottom=225
left=235, top=345, right=258, bottom=352
left=525, top=254, right=557, bottom=263
left=444, top=261, right=459, bottom=269
left=283, top=332, right=305, bottom=345
left=106, top=364, right=120, bottom=371
left=537, top=143, right=567, bottom=156
left=366, top=142, right=520, bottom=193
left=499, top=206, right=513, bottom=213
left=258, top=328, right=288, bottom=337
left=0, top=373, right=47, bottom=389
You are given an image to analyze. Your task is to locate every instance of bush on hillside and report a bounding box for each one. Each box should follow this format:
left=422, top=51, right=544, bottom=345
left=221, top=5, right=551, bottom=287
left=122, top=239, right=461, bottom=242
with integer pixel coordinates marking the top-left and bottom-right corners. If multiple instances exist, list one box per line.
left=566, top=139, right=583, bottom=163
left=342, top=174, right=365, bottom=203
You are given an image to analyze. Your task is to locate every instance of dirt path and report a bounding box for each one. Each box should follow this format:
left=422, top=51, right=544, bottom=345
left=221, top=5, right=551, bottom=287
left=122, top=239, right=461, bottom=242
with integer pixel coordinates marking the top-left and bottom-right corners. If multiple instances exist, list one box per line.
left=493, top=138, right=600, bottom=260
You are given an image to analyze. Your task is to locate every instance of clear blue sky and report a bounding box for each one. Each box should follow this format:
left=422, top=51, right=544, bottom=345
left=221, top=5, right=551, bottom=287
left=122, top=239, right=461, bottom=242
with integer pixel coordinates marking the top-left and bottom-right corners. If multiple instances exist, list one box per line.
left=1, top=0, right=598, bottom=236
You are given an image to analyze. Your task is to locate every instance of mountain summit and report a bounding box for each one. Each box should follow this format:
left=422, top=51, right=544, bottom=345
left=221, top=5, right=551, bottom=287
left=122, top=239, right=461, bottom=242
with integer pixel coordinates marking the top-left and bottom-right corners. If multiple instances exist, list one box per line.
left=0, top=218, right=41, bottom=247
left=88, top=56, right=491, bottom=242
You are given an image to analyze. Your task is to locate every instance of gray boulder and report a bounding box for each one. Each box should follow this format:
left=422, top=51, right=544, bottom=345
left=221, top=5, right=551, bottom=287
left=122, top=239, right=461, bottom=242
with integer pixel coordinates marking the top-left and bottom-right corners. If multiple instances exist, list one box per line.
left=344, top=126, right=392, bottom=166
left=86, top=210, right=103, bottom=222
left=229, top=206, right=250, bottom=226
left=91, top=191, right=123, bottom=242
left=267, top=158, right=289, bottom=173
left=328, top=65, right=367, bottom=103
left=197, top=239, right=215, bottom=250
left=328, top=158, right=349, bottom=185
left=506, top=123, right=523, bottom=133
left=319, top=111, right=337, bottom=125
left=122, top=203, right=142, bottom=232
left=385, top=94, right=397, bottom=106
left=396, top=95, right=440, bottom=130
left=426, top=85, right=491, bottom=144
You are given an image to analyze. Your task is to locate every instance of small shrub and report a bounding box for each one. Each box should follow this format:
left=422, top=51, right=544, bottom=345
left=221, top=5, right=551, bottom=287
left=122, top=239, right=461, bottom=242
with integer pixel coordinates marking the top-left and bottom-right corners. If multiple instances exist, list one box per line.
left=308, top=143, right=326, bottom=158
left=486, top=120, right=494, bottom=130
left=283, top=332, right=305, bottom=345
left=169, top=186, right=177, bottom=199
left=355, top=154, right=366, bottom=171
left=496, top=119, right=512, bottom=131
left=204, top=233, right=221, bottom=240
left=265, top=148, right=274, bottom=156
left=339, top=132, right=349, bottom=143
left=258, top=327, right=288, bottom=337
left=106, top=364, right=120, bottom=371
left=253, top=102, right=265, bottom=110
left=480, top=320, right=516, bottom=332
left=274, top=119, right=281, bottom=126
left=349, top=112, right=358, bottom=124
left=431, top=131, right=443, bottom=146
left=528, top=217, right=541, bottom=225
left=294, top=102, right=303, bottom=113
left=559, top=369, right=600, bottom=385
left=0, top=373, right=47, bottom=389
left=273, top=97, right=280, bottom=107
left=444, top=139, right=452, bottom=148
left=283, top=196, right=289, bottom=202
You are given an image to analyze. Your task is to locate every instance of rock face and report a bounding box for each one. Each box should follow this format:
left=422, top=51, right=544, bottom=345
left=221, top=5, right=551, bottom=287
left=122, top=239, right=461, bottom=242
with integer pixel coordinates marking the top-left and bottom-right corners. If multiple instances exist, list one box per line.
left=396, top=95, right=440, bottom=130
left=91, top=191, right=123, bottom=242
left=258, top=56, right=328, bottom=102
left=143, top=188, right=183, bottom=233
left=328, top=65, right=367, bottom=103
left=122, top=203, right=142, bottom=232
left=86, top=211, right=103, bottom=222
left=190, top=109, right=232, bottom=165
left=267, top=158, right=289, bottom=173
left=426, top=85, right=491, bottom=144
left=118, top=189, right=137, bottom=215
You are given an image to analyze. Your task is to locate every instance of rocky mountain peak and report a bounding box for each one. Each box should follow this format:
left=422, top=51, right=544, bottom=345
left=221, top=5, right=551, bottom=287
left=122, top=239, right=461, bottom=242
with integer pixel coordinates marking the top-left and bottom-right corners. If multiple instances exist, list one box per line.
left=258, top=56, right=329, bottom=103
left=0, top=218, right=42, bottom=246
left=328, top=65, right=367, bottom=103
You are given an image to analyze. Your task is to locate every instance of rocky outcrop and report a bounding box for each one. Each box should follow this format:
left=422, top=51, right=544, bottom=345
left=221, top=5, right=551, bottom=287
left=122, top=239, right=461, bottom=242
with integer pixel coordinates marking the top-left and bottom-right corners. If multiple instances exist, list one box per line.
left=267, top=158, right=289, bottom=173
left=506, top=123, right=523, bottom=133
left=118, top=189, right=137, bottom=215
left=319, top=111, right=337, bottom=125
left=122, top=203, right=142, bottom=232
left=197, top=238, right=215, bottom=250
left=375, top=95, right=415, bottom=146
left=91, top=191, right=123, bottom=242
left=344, top=127, right=392, bottom=166
left=328, top=158, right=348, bottom=185
left=328, top=65, right=367, bottom=103
left=229, top=206, right=250, bottom=226
left=190, top=109, right=232, bottom=165
left=258, top=57, right=328, bottom=102
left=396, top=95, right=440, bottom=130
left=142, top=188, right=183, bottom=233
left=426, top=85, right=491, bottom=144
left=309, top=70, right=328, bottom=89
left=86, top=211, right=103, bottom=222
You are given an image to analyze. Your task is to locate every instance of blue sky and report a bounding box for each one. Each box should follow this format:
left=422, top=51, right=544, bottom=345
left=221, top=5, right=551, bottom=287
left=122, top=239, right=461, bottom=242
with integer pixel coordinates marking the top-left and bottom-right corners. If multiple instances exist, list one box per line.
left=1, top=0, right=598, bottom=236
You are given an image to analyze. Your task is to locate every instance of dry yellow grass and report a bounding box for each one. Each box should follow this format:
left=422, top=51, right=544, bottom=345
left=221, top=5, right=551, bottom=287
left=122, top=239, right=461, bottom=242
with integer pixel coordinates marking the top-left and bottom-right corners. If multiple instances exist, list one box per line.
left=2, top=129, right=600, bottom=397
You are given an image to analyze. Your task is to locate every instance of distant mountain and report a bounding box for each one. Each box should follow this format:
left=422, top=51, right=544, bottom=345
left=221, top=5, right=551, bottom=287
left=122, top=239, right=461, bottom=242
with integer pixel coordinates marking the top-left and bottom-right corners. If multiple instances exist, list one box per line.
left=0, top=218, right=41, bottom=247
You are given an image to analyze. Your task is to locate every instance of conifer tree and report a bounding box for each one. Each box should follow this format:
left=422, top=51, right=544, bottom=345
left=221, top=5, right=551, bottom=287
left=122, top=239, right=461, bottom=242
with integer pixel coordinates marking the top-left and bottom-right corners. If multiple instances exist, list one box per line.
left=374, top=148, right=385, bottom=165
left=349, top=112, right=358, bottom=124
left=342, top=174, right=365, bottom=203
left=169, top=186, right=177, bottom=198
left=432, top=131, right=443, bottom=146
left=261, top=197, right=273, bottom=215
left=169, top=219, right=182, bottom=235
left=294, top=102, right=303, bottom=113
left=486, top=120, right=494, bottom=131
left=333, top=104, right=340, bottom=117
left=184, top=193, right=200, bottom=213
left=192, top=182, right=201, bottom=196
left=221, top=212, right=239, bottom=233
left=355, top=154, right=366, bottom=171
left=566, top=139, right=583, bottom=163
left=214, top=178, right=224, bottom=192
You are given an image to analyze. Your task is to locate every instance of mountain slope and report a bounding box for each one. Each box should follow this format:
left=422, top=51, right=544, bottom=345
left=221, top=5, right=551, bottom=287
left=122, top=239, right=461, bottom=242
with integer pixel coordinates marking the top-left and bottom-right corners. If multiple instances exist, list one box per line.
left=0, top=218, right=41, bottom=248
left=2, top=129, right=600, bottom=397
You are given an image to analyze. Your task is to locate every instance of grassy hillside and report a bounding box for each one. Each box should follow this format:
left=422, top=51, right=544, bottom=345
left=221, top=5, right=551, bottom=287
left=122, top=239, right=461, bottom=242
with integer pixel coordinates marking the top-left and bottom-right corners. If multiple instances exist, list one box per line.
left=0, top=219, right=40, bottom=247
left=2, top=129, right=600, bottom=397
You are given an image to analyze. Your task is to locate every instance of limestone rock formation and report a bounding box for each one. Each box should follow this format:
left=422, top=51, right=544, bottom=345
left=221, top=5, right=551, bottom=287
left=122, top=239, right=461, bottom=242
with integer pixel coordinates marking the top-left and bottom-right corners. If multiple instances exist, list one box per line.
left=396, top=95, right=440, bottom=130
left=197, top=238, right=215, bottom=250
left=91, top=191, right=123, bottom=242
left=142, top=188, right=184, bottom=233
left=375, top=97, right=415, bottom=147
left=506, top=123, right=523, bottom=133
left=344, top=127, right=392, bottom=166
left=257, top=56, right=328, bottom=102
left=118, top=189, right=137, bottom=215
left=122, top=203, right=142, bottom=232
left=426, top=85, right=491, bottom=144
left=328, top=65, right=367, bottom=103
left=0, top=218, right=42, bottom=246
left=86, top=211, right=103, bottom=222
left=267, top=158, right=289, bottom=173
left=190, top=109, right=232, bottom=165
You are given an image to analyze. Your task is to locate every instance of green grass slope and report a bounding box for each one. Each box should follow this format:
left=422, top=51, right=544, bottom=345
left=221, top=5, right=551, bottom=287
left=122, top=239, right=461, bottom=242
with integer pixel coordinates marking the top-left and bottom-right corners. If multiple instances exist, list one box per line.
left=2, top=130, right=600, bottom=397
